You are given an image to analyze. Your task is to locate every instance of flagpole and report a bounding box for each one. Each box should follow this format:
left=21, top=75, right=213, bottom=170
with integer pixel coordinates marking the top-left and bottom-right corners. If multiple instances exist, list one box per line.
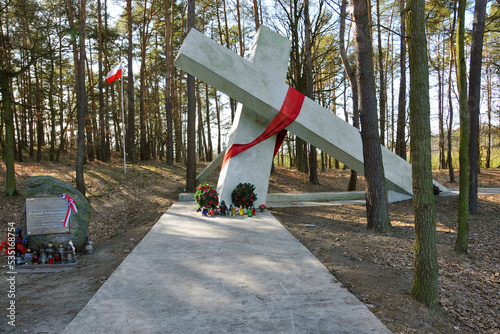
left=121, top=64, right=126, bottom=174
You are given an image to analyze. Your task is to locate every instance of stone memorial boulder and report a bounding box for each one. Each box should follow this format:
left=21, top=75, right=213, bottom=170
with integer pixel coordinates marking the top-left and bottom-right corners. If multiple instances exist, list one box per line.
left=22, top=176, right=92, bottom=252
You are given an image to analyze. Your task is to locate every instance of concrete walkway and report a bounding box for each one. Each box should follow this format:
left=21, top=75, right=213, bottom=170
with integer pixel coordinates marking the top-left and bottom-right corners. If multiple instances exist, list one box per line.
left=63, top=202, right=390, bottom=334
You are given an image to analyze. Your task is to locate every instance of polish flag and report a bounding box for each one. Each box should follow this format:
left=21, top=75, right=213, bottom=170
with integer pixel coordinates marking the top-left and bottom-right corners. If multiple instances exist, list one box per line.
left=105, top=63, right=122, bottom=84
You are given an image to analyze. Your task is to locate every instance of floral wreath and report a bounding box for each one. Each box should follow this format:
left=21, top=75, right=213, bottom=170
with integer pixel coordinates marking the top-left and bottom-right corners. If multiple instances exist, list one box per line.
left=194, top=183, right=219, bottom=209
left=231, top=183, right=257, bottom=208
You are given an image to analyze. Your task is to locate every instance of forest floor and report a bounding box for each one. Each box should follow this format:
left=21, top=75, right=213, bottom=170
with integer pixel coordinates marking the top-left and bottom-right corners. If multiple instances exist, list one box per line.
left=0, top=154, right=499, bottom=333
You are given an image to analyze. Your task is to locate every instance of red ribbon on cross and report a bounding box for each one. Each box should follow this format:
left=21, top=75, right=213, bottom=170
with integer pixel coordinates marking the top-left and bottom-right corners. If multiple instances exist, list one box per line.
left=222, top=87, right=305, bottom=169
left=60, top=194, right=77, bottom=228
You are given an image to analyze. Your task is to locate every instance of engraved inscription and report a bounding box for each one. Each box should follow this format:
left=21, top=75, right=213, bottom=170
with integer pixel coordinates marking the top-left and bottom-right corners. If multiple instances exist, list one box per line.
left=26, top=197, right=70, bottom=235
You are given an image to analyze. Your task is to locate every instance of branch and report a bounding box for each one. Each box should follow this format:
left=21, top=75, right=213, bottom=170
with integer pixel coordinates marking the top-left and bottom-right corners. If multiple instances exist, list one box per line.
left=0, top=0, right=12, bottom=14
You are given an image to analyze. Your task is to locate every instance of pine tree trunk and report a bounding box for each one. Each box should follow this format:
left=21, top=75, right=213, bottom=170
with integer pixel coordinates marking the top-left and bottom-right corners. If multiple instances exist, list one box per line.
left=75, top=0, right=87, bottom=196
left=376, top=0, right=386, bottom=146
left=455, top=0, right=470, bottom=254
left=353, top=0, right=391, bottom=232
left=396, top=0, right=407, bottom=160
left=49, top=55, right=56, bottom=162
left=407, top=0, right=438, bottom=310
left=34, top=64, right=43, bottom=162
left=85, top=46, right=95, bottom=162
left=57, top=30, right=65, bottom=160
left=97, top=0, right=108, bottom=162
left=486, top=61, right=492, bottom=168
left=447, top=2, right=457, bottom=183
left=340, top=0, right=359, bottom=190
left=205, top=85, right=213, bottom=160
left=252, top=0, right=260, bottom=29
left=468, top=0, right=487, bottom=215
left=127, top=0, right=136, bottom=164
left=185, top=0, right=197, bottom=192
left=139, top=0, right=150, bottom=161
left=165, top=0, right=174, bottom=165
left=304, top=0, right=318, bottom=185
left=1, top=70, right=18, bottom=196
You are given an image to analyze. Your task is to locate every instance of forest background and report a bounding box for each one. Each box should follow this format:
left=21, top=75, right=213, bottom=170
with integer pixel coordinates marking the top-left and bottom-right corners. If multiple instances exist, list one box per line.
left=1, top=0, right=499, bottom=184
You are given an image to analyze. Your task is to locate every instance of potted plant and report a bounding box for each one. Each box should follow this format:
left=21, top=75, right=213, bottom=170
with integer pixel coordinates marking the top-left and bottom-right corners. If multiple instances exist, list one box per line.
left=194, top=183, right=219, bottom=210
left=231, top=183, right=257, bottom=209
left=258, top=204, right=266, bottom=212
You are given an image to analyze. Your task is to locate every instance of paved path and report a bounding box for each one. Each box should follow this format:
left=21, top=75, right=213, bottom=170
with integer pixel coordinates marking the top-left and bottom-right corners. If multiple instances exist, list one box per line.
left=445, top=188, right=500, bottom=195
left=63, top=202, right=390, bottom=334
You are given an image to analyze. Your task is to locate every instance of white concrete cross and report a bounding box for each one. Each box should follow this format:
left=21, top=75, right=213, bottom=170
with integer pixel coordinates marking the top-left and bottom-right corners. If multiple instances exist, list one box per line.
left=175, top=26, right=441, bottom=205
left=214, top=26, right=291, bottom=207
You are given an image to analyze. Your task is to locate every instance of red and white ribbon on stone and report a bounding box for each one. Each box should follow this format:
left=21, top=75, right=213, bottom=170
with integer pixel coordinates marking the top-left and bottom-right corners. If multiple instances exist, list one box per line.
left=60, top=194, right=78, bottom=227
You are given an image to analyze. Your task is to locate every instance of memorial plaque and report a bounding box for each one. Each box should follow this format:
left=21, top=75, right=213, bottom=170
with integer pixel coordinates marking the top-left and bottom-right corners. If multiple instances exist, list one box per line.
left=26, top=197, right=70, bottom=235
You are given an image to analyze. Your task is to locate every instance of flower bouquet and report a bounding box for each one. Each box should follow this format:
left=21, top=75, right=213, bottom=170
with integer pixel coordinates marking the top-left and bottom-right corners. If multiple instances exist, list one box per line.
left=258, top=204, right=266, bottom=212
left=433, top=185, right=441, bottom=195
left=231, top=183, right=257, bottom=209
left=194, top=183, right=219, bottom=210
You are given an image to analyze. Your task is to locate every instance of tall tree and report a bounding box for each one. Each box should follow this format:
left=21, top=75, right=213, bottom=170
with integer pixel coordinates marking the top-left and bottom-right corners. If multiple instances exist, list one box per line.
left=376, top=0, right=386, bottom=146
left=65, top=0, right=87, bottom=195
left=339, top=0, right=360, bottom=191
left=353, top=0, right=391, bottom=231
left=76, top=0, right=87, bottom=195
left=0, top=11, right=22, bottom=195
left=165, top=0, right=174, bottom=165
left=447, top=1, right=457, bottom=183
left=468, top=0, right=487, bottom=215
left=185, top=0, right=196, bottom=192
left=252, top=0, right=260, bottom=29
left=97, top=0, right=108, bottom=162
left=304, top=0, right=318, bottom=185
left=485, top=56, right=492, bottom=168
left=455, top=0, right=469, bottom=254
left=396, top=0, right=407, bottom=160
left=407, top=0, right=438, bottom=310
left=139, top=0, right=154, bottom=161
left=127, top=0, right=137, bottom=164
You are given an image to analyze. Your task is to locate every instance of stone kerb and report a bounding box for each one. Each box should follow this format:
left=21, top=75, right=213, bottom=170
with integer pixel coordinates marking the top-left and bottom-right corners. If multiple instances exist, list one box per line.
left=22, top=176, right=92, bottom=251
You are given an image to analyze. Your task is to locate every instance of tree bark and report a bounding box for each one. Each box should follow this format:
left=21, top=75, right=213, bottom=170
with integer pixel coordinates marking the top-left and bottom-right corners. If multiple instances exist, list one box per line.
left=49, top=54, right=56, bottom=162
left=353, top=0, right=391, bottom=232
left=396, top=0, right=407, bottom=160
left=447, top=1, right=457, bottom=183
left=97, top=0, right=108, bottom=162
left=140, top=0, right=151, bottom=161
left=165, top=0, right=174, bottom=165
left=127, top=0, right=137, bottom=163
left=339, top=0, right=359, bottom=191
left=205, top=84, right=213, bottom=160
left=185, top=0, right=197, bottom=192
left=468, top=0, right=487, bottom=215
left=376, top=0, right=386, bottom=146
left=304, top=0, right=318, bottom=185
left=252, top=0, right=260, bottom=30
left=76, top=0, right=87, bottom=196
left=1, top=70, right=18, bottom=196
left=455, top=0, right=470, bottom=254
left=407, top=0, right=438, bottom=310
left=485, top=59, right=491, bottom=168
left=85, top=43, right=95, bottom=162
left=34, top=63, right=43, bottom=162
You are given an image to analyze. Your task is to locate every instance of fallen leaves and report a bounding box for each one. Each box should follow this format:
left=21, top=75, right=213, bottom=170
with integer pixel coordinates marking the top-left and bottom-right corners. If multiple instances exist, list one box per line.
left=273, top=189, right=500, bottom=333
